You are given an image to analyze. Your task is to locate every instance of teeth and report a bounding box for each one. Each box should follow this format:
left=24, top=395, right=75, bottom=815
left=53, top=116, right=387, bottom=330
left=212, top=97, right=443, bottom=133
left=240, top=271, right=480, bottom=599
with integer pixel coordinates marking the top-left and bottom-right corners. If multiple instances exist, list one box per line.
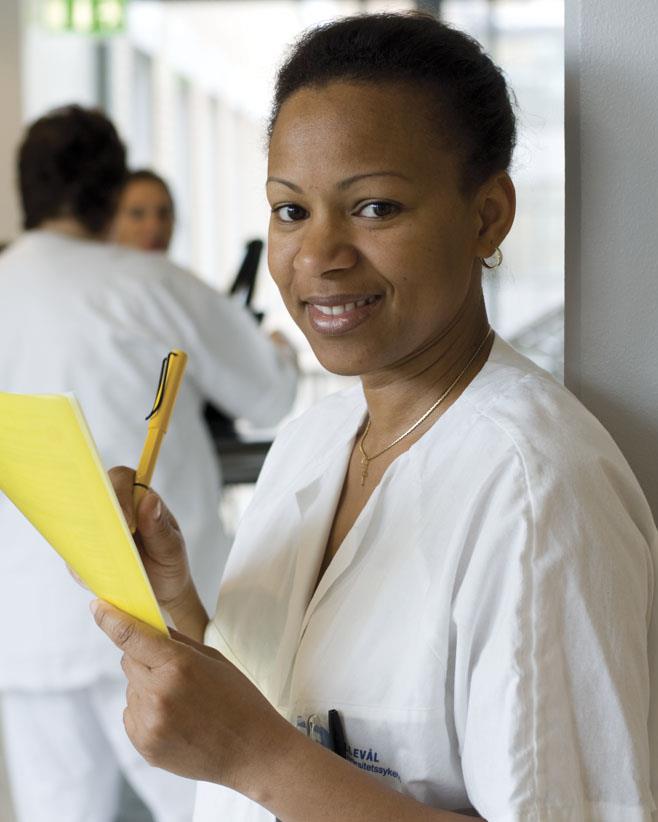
left=312, top=296, right=377, bottom=316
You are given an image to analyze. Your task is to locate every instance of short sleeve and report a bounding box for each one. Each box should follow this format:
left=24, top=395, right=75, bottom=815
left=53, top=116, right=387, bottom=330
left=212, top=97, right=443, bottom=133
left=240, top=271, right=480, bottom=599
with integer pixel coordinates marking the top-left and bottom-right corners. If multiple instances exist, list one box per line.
left=452, top=447, right=656, bottom=822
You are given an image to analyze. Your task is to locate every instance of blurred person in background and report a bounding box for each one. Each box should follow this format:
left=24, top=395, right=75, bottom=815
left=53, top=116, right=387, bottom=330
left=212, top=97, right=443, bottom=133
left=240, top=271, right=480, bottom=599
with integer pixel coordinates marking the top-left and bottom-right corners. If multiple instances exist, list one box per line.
left=112, top=168, right=174, bottom=253
left=0, top=104, right=298, bottom=822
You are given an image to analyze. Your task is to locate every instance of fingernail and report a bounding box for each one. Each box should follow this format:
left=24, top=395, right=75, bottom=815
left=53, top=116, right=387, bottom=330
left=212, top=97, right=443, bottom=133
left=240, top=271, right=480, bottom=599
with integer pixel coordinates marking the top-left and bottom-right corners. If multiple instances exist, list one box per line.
left=90, top=599, right=100, bottom=617
left=153, top=498, right=162, bottom=521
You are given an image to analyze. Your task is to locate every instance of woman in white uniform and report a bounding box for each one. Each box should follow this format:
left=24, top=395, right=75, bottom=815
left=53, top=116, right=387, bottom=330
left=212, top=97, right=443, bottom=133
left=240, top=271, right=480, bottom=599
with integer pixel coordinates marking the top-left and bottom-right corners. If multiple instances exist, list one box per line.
left=0, top=105, right=297, bottom=822
left=94, top=13, right=658, bottom=822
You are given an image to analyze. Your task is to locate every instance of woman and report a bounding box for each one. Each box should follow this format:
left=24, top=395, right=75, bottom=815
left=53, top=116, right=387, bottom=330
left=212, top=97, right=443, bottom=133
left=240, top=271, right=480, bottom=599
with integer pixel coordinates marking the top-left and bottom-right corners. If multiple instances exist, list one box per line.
left=94, top=13, right=658, bottom=821
left=112, top=169, right=175, bottom=252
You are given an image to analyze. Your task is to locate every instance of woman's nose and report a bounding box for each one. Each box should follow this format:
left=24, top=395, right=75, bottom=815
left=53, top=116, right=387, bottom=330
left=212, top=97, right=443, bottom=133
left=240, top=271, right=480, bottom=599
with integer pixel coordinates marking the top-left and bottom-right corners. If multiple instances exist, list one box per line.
left=293, top=219, right=358, bottom=277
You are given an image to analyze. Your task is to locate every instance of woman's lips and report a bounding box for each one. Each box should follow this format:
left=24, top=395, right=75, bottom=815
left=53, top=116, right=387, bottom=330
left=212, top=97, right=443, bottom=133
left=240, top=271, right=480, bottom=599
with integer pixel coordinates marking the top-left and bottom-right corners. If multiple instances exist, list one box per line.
left=305, top=294, right=382, bottom=335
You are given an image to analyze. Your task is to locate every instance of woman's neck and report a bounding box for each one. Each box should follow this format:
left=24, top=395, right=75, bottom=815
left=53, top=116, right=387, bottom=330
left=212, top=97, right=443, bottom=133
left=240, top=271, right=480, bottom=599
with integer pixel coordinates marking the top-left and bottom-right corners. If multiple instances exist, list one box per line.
left=359, top=297, right=491, bottom=453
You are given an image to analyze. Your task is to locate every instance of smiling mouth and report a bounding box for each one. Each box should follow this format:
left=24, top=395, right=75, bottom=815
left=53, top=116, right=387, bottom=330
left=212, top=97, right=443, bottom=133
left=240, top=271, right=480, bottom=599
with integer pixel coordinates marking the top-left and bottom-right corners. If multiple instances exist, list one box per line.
left=309, top=295, right=379, bottom=316
left=304, top=294, right=382, bottom=336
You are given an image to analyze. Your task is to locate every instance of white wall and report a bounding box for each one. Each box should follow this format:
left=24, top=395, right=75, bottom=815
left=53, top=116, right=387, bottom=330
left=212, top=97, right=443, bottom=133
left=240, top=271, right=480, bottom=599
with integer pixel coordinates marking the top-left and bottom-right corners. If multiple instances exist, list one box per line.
left=565, top=0, right=658, bottom=519
left=23, top=25, right=97, bottom=122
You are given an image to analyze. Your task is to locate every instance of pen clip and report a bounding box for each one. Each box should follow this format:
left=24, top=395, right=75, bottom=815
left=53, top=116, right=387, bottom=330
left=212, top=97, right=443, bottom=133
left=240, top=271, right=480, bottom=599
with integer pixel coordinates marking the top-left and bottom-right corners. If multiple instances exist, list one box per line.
left=146, top=352, right=174, bottom=421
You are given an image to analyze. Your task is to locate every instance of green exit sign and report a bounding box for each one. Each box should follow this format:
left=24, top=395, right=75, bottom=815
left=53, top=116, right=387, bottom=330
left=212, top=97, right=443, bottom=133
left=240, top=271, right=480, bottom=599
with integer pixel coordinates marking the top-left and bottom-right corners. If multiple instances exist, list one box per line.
left=42, top=0, right=126, bottom=34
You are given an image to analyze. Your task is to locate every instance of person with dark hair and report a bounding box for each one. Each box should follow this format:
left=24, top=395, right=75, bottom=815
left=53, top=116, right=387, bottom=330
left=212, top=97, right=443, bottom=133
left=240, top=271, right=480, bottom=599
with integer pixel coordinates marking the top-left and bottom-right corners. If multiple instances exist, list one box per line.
left=112, top=169, right=175, bottom=252
left=0, top=104, right=298, bottom=822
left=91, top=13, right=656, bottom=822
left=18, top=104, right=127, bottom=235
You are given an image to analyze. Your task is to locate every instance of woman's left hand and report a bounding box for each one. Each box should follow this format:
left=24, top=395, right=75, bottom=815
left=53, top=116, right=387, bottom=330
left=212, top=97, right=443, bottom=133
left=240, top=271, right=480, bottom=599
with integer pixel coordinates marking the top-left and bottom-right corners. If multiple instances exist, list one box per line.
left=91, top=600, right=290, bottom=790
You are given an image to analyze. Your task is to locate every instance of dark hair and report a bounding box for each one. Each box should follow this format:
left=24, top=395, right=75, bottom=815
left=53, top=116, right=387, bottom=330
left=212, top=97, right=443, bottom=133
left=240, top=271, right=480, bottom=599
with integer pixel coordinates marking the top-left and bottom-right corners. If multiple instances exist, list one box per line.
left=122, top=169, right=174, bottom=212
left=270, top=12, right=517, bottom=191
left=18, top=105, right=127, bottom=234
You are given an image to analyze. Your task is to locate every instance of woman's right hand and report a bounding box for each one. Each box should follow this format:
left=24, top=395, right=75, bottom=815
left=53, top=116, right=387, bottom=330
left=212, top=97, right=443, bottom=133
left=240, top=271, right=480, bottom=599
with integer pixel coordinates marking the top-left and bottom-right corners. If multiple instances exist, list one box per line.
left=109, top=466, right=193, bottom=613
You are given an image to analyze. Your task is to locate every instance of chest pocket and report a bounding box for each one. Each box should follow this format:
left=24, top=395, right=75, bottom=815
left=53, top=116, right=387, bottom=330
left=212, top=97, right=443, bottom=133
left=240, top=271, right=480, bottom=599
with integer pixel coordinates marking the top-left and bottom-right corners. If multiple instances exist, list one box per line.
left=287, top=702, right=468, bottom=811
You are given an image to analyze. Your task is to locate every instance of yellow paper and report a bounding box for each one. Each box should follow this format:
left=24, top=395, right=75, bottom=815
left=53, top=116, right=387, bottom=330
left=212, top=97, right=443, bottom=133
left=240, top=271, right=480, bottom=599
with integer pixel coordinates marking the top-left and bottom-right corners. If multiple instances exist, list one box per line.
left=0, top=391, right=168, bottom=634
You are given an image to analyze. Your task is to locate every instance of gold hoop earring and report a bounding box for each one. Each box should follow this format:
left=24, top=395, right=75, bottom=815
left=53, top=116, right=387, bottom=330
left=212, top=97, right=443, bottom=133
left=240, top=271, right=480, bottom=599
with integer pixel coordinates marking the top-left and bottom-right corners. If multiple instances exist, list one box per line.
left=481, top=247, right=503, bottom=269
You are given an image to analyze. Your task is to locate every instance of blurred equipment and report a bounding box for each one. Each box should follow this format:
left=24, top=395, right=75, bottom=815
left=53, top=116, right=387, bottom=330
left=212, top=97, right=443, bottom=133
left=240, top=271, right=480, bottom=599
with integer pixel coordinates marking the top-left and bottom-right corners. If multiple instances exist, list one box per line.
left=230, top=238, right=264, bottom=317
left=204, top=238, right=272, bottom=483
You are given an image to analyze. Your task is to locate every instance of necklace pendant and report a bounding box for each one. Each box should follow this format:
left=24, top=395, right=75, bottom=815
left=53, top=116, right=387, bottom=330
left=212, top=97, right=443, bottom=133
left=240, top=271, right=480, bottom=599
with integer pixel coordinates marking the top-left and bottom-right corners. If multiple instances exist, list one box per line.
left=360, top=455, right=369, bottom=486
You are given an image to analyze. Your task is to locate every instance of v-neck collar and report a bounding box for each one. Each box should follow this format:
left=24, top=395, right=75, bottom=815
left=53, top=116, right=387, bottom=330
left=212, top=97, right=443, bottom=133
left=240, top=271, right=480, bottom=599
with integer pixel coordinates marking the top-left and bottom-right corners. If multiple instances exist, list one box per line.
left=299, top=467, right=389, bottom=636
left=290, top=332, right=506, bottom=514
left=268, top=397, right=364, bottom=705
left=285, top=333, right=508, bottom=633
left=268, top=334, right=509, bottom=705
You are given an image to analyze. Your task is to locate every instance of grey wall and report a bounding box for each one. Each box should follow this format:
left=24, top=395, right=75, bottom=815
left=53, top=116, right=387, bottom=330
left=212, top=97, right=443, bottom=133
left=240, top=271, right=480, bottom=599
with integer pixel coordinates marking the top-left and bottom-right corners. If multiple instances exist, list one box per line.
left=0, top=0, right=20, bottom=809
left=0, top=0, right=22, bottom=242
left=565, top=0, right=658, bottom=520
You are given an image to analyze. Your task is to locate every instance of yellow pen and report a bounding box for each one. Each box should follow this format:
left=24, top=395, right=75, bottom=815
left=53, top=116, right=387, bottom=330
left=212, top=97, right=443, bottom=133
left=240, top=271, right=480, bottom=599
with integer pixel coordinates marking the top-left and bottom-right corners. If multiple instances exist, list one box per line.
left=132, top=350, right=188, bottom=531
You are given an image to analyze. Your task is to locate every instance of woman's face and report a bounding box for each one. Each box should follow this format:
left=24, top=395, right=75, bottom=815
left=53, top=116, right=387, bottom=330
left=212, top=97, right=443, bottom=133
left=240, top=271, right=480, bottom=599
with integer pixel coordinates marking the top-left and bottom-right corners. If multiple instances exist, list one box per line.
left=267, top=81, right=505, bottom=378
left=113, top=179, right=174, bottom=252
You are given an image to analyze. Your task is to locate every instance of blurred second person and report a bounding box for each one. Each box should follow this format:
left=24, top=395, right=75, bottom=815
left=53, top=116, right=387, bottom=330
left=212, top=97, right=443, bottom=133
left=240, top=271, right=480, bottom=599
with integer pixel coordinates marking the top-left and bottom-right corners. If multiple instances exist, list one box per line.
left=112, top=168, right=175, bottom=252
left=0, top=104, right=298, bottom=822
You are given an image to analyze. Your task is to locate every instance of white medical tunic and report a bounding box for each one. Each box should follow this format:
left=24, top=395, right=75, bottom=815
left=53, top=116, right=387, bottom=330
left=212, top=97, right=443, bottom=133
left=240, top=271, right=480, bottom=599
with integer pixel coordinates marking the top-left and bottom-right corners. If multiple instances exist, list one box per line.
left=0, top=230, right=297, bottom=691
left=194, top=335, right=658, bottom=822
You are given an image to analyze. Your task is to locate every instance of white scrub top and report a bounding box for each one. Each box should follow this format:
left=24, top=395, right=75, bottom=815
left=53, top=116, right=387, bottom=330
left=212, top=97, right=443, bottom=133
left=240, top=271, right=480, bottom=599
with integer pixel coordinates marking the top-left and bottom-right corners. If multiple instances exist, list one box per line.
left=195, top=335, right=658, bottom=822
left=0, top=230, right=297, bottom=691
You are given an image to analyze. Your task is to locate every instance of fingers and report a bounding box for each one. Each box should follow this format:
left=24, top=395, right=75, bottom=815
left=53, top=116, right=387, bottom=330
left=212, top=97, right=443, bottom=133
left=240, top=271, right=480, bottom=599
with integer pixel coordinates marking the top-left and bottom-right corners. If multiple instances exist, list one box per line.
left=121, top=650, right=151, bottom=681
left=109, top=466, right=137, bottom=531
left=66, top=564, right=90, bottom=591
left=108, top=465, right=184, bottom=561
left=91, top=600, right=175, bottom=668
left=136, top=491, right=185, bottom=562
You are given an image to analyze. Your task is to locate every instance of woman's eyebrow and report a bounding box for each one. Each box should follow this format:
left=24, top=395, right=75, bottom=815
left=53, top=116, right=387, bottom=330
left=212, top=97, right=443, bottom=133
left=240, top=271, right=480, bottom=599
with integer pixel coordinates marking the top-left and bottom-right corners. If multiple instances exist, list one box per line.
left=266, top=177, right=302, bottom=192
left=266, top=171, right=411, bottom=193
left=337, top=171, right=411, bottom=190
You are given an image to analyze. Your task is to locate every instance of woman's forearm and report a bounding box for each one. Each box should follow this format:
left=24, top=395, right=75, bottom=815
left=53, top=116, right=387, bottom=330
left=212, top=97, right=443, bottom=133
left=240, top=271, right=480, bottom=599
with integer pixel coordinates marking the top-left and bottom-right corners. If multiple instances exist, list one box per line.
left=241, top=719, right=484, bottom=822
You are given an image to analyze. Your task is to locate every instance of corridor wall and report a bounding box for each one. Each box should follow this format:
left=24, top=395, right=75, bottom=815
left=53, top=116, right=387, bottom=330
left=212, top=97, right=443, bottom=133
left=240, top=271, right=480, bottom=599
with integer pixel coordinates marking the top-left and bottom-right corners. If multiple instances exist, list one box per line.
left=0, top=0, right=22, bottom=242
left=565, top=0, right=658, bottom=520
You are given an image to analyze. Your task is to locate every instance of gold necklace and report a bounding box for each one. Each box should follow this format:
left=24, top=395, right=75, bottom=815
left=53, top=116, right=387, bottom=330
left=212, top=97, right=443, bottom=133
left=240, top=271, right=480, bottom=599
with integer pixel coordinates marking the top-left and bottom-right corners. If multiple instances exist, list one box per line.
left=357, top=327, right=493, bottom=486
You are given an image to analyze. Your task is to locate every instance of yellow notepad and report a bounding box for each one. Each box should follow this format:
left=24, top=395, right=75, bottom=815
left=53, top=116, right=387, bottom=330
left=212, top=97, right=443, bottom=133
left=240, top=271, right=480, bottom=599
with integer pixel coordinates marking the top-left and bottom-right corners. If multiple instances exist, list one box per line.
left=0, top=391, right=168, bottom=634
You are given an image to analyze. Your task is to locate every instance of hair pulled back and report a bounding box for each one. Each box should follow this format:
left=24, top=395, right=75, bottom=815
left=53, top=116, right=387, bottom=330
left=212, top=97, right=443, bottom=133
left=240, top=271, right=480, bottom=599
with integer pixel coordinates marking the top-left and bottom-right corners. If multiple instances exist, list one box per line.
left=270, top=12, right=516, bottom=191
left=19, top=104, right=127, bottom=234
left=123, top=169, right=174, bottom=210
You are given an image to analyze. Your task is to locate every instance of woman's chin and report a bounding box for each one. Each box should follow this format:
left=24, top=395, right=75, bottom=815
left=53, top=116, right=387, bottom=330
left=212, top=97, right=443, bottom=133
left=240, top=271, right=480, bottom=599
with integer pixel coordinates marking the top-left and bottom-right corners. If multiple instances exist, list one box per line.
left=307, top=339, right=381, bottom=379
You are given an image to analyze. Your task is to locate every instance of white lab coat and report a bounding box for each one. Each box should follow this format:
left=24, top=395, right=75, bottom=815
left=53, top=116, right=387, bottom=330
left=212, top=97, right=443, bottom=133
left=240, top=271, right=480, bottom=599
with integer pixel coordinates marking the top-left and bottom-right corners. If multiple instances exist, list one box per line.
left=194, top=335, right=658, bottom=822
left=0, top=229, right=297, bottom=691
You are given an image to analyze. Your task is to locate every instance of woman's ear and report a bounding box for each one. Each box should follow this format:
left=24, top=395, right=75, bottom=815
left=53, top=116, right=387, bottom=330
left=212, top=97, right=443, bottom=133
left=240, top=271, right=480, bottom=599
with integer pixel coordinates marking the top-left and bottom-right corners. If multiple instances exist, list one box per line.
left=474, top=171, right=516, bottom=259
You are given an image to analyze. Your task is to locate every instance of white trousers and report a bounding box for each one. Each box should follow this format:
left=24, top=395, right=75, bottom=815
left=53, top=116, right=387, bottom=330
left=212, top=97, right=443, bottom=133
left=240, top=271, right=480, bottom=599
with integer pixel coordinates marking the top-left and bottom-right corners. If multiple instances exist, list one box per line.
left=1, top=678, right=196, bottom=822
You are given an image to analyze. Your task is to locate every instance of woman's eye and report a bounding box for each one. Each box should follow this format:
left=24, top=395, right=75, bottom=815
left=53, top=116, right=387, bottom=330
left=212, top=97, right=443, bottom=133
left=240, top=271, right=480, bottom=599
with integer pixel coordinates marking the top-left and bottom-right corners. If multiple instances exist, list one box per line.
left=273, top=204, right=308, bottom=223
left=356, top=201, right=400, bottom=219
